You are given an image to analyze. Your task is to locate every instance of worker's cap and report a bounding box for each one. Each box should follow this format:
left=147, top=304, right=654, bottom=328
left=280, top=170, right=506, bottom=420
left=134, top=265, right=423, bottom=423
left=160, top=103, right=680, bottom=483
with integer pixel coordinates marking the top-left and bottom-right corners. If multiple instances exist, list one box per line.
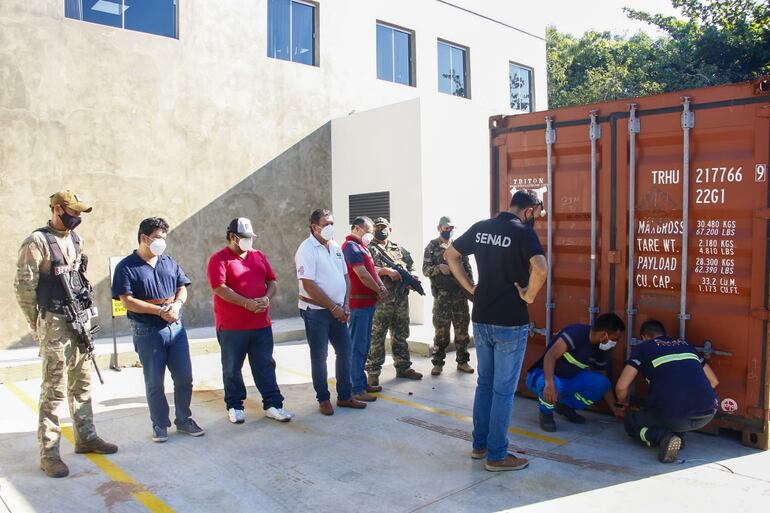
left=438, top=216, right=454, bottom=228
left=373, top=217, right=390, bottom=227
left=49, top=191, right=93, bottom=213
left=227, top=217, right=256, bottom=238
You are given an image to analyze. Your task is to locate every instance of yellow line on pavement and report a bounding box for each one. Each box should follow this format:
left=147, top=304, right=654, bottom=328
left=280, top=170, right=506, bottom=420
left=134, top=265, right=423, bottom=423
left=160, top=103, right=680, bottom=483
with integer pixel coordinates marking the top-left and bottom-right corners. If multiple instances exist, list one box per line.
left=5, top=382, right=175, bottom=513
left=276, top=365, right=567, bottom=446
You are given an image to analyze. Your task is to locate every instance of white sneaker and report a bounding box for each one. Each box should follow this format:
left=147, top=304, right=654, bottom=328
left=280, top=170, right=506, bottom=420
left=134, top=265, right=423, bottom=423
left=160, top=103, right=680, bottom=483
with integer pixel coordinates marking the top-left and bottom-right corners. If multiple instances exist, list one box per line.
left=265, top=407, right=293, bottom=422
left=228, top=408, right=245, bottom=424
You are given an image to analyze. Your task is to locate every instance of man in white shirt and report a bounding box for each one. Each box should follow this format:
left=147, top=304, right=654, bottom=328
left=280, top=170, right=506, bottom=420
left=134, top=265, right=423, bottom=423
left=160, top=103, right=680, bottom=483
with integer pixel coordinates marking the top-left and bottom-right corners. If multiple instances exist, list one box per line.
left=296, top=209, right=367, bottom=416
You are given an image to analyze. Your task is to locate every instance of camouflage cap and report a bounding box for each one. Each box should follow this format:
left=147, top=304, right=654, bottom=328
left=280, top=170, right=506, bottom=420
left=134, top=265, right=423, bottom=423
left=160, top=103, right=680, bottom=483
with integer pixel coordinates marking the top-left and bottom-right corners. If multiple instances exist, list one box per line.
left=49, top=190, right=93, bottom=213
left=373, top=217, right=390, bottom=227
left=438, top=216, right=454, bottom=227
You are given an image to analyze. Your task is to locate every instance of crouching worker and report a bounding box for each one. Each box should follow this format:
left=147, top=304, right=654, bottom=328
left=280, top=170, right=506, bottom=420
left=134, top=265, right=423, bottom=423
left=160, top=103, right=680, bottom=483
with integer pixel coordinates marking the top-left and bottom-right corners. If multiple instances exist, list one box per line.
left=616, top=319, right=719, bottom=463
left=526, top=313, right=626, bottom=432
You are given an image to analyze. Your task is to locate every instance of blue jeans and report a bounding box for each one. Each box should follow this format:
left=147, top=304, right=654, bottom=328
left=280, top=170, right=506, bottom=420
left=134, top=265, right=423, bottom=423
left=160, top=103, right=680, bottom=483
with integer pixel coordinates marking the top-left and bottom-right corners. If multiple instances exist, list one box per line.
left=218, top=326, right=284, bottom=411
left=472, top=322, right=528, bottom=462
left=131, top=319, right=193, bottom=428
left=526, top=368, right=610, bottom=414
left=300, top=308, right=353, bottom=402
left=348, top=305, right=376, bottom=395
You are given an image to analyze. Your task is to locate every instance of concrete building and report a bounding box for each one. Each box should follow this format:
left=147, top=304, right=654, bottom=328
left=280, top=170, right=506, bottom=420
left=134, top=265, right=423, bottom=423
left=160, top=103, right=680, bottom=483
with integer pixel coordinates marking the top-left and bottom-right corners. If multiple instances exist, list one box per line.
left=0, top=0, right=546, bottom=349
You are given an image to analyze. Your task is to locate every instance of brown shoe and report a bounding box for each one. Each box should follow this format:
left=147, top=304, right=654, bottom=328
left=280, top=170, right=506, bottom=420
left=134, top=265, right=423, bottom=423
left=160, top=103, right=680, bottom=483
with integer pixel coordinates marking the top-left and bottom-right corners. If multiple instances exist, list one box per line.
left=336, top=398, right=367, bottom=409
left=366, top=384, right=383, bottom=393
left=319, top=400, right=334, bottom=416
left=471, top=448, right=487, bottom=460
left=353, top=392, right=377, bottom=402
left=367, top=373, right=380, bottom=386
left=484, top=454, right=529, bottom=472
left=75, top=436, right=118, bottom=455
left=431, top=365, right=443, bottom=376
left=457, top=363, right=475, bottom=374
left=40, top=456, right=69, bottom=478
left=396, top=368, right=423, bottom=380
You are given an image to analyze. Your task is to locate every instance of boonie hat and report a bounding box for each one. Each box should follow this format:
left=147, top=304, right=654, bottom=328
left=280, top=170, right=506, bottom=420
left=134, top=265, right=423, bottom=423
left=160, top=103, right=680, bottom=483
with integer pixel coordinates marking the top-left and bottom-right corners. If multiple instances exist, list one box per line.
left=50, top=191, right=93, bottom=213
left=373, top=217, right=390, bottom=227
left=227, top=217, right=256, bottom=238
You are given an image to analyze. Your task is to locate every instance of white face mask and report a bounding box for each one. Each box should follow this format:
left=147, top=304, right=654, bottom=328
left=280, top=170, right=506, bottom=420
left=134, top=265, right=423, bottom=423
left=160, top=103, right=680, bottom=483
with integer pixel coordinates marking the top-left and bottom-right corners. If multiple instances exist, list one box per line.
left=599, top=340, right=617, bottom=351
left=148, top=238, right=166, bottom=256
left=361, top=233, right=374, bottom=246
left=320, top=224, right=334, bottom=241
left=238, top=237, right=253, bottom=252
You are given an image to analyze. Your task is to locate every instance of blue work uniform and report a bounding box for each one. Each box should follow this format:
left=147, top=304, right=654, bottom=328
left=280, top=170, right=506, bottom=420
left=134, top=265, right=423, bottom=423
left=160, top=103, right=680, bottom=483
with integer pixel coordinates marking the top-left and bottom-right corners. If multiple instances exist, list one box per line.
left=526, top=324, right=612, bottom=414
left=624, top=337, right=718, bottom=447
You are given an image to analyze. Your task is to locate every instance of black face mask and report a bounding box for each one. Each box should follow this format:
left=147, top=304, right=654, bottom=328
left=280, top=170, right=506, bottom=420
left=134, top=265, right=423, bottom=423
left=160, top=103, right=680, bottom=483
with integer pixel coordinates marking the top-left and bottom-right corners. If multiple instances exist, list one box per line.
left=59, top=211, right=82, bottom=230
left=375, top=229, right=389, bottom=241
left=440, top=230, right=453, bottom=240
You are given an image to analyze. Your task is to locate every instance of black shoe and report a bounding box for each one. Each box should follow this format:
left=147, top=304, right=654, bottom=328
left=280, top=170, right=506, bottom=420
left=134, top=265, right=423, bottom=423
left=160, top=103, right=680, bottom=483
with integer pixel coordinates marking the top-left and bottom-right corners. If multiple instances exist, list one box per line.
left=658, top=432, right=683, bottom=463
left=556, top=404, right=586, bottom=424
left=539, top=412, right=556, bottom=432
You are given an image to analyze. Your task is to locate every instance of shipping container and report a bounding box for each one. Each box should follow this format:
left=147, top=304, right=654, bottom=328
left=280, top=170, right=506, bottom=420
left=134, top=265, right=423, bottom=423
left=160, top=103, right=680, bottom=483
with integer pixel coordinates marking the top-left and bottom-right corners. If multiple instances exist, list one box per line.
left=490, top=77, right=770, bottom=449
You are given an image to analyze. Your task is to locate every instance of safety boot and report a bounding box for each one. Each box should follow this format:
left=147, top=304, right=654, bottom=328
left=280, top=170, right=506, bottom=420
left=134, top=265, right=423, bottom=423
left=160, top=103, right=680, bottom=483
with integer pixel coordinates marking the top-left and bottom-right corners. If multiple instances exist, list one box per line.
left=658, top=432, right=683, bottom=463
left=539, top=412, right=557, bottom=432
left=556, top=404, right=586, bottom=424
left=75, top=436, right=118, bottom=454
left=40, top=456, right=69, bottom=478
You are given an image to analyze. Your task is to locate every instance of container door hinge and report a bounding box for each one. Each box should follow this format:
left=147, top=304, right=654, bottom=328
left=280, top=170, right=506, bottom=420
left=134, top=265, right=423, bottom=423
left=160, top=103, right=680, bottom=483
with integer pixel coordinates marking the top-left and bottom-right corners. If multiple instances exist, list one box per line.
left=607, top=251, right=621, bottom=264
left=751, top=308, right=769, bottom=320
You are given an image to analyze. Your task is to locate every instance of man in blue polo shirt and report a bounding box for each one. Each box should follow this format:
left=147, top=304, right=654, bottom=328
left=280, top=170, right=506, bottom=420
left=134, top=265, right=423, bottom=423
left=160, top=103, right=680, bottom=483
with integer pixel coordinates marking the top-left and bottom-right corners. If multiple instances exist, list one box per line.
left=525, top=313, right=626, bottom=432
left=112, top=217, right=204, bottom=442
left=616, top=319, right=719, bottom=463
left=445, top=189, right=547, bottom=472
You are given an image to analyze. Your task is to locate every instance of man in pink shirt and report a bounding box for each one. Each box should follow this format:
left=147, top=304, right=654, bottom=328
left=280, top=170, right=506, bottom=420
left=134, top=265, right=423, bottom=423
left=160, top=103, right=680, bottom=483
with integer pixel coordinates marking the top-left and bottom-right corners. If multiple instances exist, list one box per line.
left=342, top=216, right=388, bottom=402
left=206, top=218, right=293, bottom=424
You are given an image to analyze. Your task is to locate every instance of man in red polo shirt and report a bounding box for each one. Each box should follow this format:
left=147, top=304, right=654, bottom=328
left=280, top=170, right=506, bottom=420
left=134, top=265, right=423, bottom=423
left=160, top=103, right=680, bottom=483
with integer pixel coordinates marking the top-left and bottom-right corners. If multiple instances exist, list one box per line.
left=342, top=216, right=388, bottom=401
left=206, top=218, right=293, bottom=424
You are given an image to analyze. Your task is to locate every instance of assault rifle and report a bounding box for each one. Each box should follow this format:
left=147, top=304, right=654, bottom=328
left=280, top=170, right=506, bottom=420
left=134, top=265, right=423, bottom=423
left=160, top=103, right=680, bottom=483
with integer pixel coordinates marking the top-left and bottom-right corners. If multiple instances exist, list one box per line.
left=54, top=255, right=104, bottom=384
left=376, top=252, right=426, bottom=297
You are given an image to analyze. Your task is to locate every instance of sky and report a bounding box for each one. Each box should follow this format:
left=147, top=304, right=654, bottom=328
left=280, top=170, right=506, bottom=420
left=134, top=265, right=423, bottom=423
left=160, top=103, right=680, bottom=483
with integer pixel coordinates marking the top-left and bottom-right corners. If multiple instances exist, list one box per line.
left=535, top=0, right=682, bottom=37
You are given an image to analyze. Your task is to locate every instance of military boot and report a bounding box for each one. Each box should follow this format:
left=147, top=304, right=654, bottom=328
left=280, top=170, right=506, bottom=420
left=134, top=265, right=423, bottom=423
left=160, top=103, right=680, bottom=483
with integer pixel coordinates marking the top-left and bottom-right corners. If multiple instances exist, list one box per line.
left=457, top=363, right=475, bottom=374
left=75, top=436, right=119, bottom=454
left=367, top=373, right=380, bottom=387
left=396, top=368, right=423, bottom=380
left=431, top=365, right=443, bottom=376
left=40, top=456, right=69, bottom=478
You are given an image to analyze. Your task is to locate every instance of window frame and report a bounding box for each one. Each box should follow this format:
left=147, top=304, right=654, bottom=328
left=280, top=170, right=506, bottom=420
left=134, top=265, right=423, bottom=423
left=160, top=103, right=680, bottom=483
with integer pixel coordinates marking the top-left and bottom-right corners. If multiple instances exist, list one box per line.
left=375, top=21, right=416, bottom=87
left=509, top=61, right=534, bottom=112
left=437, top=39, right=471, bottom=99
left=267, top=0, right=319, bottom=67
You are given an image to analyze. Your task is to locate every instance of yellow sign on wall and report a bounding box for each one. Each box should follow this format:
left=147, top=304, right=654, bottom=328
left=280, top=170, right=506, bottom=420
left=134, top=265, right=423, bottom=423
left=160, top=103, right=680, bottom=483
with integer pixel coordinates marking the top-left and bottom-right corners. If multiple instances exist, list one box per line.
left=109, top=256, right=128, bottom=318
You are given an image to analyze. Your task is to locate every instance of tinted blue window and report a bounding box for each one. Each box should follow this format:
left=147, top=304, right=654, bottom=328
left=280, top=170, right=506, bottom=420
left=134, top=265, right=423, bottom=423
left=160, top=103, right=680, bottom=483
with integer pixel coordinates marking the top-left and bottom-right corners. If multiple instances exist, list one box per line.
left=510, top=63, right=533, bottom=112
left=376, top=24, right=393, bottom=81
left=66, top=0, right=122, bottom=29
left=437, top=41, right=468, bottom=98
left=268, top=0, right=315, bottom=65
left=376, top=23, right=413, bottom=86
left=125, top=0, right=176, bottom=38
left=393, top=30, right=410, bottom=85
left=65, top=0, right=177, bottom=38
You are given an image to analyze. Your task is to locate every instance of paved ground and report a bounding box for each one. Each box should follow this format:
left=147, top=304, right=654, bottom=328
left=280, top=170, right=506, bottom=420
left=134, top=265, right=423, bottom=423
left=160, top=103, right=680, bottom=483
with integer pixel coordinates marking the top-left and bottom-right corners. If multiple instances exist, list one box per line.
left=0, top=336, right=768, bottom=513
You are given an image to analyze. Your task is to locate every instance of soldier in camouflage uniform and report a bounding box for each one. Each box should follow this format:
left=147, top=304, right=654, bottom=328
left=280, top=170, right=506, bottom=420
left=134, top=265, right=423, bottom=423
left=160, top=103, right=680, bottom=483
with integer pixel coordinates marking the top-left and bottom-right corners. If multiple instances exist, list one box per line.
left=423, top=216, right=474, bottom=376
left=14, top=191, right=117, bottom=478
left=366, top=217, right=423, bottom=384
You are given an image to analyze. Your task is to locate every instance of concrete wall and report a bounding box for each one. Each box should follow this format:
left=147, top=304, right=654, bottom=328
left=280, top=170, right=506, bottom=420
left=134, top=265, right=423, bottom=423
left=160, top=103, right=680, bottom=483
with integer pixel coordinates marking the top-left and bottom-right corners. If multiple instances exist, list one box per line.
left=0, top=0, right=545, bottom=348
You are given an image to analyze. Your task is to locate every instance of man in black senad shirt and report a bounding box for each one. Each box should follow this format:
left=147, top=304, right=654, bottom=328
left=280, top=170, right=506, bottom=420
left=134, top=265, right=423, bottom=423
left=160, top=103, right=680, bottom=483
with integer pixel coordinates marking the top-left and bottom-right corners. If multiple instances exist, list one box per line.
left=445, top=190, right=547, bottom=472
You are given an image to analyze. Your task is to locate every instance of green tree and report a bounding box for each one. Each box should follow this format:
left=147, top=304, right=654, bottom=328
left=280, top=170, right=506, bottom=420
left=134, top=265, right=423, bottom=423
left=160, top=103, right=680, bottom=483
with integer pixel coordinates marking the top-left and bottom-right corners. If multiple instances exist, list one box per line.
left=548, top=0, right=770, bottom=108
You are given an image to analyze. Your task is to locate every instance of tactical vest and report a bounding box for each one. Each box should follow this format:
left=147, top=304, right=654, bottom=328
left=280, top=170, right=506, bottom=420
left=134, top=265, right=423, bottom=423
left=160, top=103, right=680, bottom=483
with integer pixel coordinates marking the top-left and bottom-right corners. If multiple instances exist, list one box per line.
left=35, top=227, right=90, bottom=314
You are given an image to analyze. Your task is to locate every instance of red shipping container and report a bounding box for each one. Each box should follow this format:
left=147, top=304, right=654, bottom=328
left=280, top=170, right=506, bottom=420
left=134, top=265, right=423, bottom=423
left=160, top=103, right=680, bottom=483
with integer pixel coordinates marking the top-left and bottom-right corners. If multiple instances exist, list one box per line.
left=490, top=77, right=770, bottom=449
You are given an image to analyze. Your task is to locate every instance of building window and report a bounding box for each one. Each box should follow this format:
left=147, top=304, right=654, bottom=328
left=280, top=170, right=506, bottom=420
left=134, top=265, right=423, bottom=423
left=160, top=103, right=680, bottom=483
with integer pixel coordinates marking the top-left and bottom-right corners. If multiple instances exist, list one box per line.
left=349, top=192, right=390, bottom=224
left=268, top=0, right=316, bottom=66
left=510, top=63, right=533, bottom=112
left=376, top=23, right=414, bottom=86
left=437, top=40, right=469, bottom=98
left=64, top=0, right=178, bottom=39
